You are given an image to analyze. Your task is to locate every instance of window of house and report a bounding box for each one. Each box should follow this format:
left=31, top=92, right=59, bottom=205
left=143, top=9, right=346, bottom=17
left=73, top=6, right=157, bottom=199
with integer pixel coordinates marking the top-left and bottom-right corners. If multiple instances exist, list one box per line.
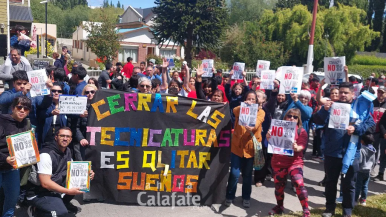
left=118, top=47, right=138, bottom=63
left=80, top=41, right=83, bottom=50
left=160, top=49, right=176, bottom=58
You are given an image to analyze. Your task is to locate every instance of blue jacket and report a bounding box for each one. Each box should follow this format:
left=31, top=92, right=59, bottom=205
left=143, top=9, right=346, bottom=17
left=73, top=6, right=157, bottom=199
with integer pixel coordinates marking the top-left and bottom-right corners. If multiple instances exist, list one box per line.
left=39, top=103, right=67, bottom=144
left=74, top=81, right=87, bottom=96
left=54, top=59, right=63, bottom=69
left=225, top=83, right=250, bottom=124
left=0, top=89, right=52, bottom=127
left=10, top=35, right=30, bottom=56
left=282, top=96, right=312, bottom=133
left=63, top=82, right=70, bottom=95
left=313, top=99, right=375, bottom=158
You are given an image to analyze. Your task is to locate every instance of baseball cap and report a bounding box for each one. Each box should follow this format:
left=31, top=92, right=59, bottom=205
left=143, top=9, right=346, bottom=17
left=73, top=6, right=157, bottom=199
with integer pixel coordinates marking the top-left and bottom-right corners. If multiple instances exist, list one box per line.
left=378, top=86, right=386, bottom=92
left=149, top=59, right=155, bottom=64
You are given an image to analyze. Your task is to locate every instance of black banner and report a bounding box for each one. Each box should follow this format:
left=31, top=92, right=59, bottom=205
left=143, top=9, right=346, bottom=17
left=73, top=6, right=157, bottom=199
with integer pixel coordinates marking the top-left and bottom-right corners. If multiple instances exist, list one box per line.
left=85, top=90, right=231, bottom=205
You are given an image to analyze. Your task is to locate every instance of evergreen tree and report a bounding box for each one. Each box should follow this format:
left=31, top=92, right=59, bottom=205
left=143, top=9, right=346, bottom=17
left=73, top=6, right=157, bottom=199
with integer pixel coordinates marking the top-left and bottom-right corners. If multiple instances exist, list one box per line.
left=122, top=4, right=124, bottom=9
left=371, top=0, right=385, bottom=50
left=117, top=1, right=121, bottom=8
left=152, top=0, right=228, bottom=67
left=110, top=0, right=113, bottom=7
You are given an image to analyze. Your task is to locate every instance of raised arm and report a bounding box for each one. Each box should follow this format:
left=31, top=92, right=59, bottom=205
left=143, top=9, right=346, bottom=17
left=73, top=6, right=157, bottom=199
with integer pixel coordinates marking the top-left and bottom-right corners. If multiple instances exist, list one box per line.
left=183, top=64, right=190, bottom=92
left=263, top=80, right=279, bottom=113
left=194, top=64, right=206, bottom=100
left=344, top=65, right=349, bottom=82
left=160, top=58, right=169, bottom=91
left=316, top=79, right=328, bottom=105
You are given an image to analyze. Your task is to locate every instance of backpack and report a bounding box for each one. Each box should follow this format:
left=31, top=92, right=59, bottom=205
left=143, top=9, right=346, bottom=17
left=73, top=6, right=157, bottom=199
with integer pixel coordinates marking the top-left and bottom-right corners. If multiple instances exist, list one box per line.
left=27, top=164, right=40, bottom=186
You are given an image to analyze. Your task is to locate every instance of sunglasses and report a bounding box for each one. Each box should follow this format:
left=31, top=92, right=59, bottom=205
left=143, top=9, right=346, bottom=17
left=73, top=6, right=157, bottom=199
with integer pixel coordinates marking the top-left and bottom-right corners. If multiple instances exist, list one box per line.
left=286, top=115, right=299, bottom=120
left=85, top=90, right=96, bottom=95
left=16, top=105, right=30, bottom=112
left=51, top=90, right=63, bottom=94
left=140, top=85, right=151, bottom=88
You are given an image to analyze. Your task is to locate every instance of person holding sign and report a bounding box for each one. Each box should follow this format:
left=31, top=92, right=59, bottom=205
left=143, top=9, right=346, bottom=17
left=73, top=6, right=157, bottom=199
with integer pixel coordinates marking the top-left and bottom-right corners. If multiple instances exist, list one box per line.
left=225, top=91, right=265, bottom=208
left=27, top=127, right=95, bottom=216
left=225, top=70, right=250, bottom=125
left=195, top=64, right=224, bottom=103
left=266, top=108, right=310, bottom=217
left=38, top=83, right=67, bottom=145
left=282, top=91, right=312, bottom=134
left=0, top=96, right=32, bottom=216
left=313, top=82, right=375, bottom=217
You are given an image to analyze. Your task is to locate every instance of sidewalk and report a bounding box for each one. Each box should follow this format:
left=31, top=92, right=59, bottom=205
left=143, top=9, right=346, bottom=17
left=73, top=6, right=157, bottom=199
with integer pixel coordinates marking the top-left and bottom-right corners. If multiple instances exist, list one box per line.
left=14, top=142, right=386, bottom=217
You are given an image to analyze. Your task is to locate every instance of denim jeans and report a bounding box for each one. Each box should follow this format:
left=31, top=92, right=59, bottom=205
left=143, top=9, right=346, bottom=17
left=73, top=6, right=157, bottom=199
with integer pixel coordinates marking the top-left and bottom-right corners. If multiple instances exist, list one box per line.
left=226, top=153, right=254, bottom=200
left=355, top=172, right=370, bottom=200
left=0, top=169, right=20, bottom=217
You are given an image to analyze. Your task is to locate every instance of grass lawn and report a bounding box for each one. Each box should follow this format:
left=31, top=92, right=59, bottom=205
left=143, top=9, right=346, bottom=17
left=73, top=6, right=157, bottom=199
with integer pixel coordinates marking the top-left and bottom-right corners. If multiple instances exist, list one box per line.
left=280, top=194, right=386, bottom=217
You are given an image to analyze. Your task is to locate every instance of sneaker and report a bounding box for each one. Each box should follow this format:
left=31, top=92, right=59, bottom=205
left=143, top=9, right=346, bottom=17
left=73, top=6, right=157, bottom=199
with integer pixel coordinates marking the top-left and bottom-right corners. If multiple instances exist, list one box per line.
left=373, top=174, right=384, bottom=181
left=27, top=206, right=36, bottom=217
left=266, top=174, right=273, bottom=182
left=243, top=199, right=250, bottom=208
left=255, top=182, right=263, bottom=187
left=321, top=210, right=335, bottom=217
left=65, top=202, right=82, bottom=214
left=336, top=196, right=343, bottom=204
left=268, top=205, right=284, bottom=215
left=224, top=199, right=232, bottom=207
left=303, top=209, right=311, bottom=217
left=359, top=198, right=366, bottom=206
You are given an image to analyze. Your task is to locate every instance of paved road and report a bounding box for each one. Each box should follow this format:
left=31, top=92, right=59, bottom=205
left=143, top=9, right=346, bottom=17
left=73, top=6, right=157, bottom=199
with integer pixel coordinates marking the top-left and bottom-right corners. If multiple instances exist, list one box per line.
left=15, top=141, right=386, bottom=217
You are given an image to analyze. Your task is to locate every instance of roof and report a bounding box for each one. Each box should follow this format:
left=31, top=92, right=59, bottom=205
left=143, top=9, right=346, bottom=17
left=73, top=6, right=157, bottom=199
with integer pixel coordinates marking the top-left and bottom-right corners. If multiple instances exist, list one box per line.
left=37, top=33, right=56, bottom=39
left=10, top=5, right=33, bottom=22
left=118, top=26, right=152, bottom=34
left=134, top=7, right=154, bottom=19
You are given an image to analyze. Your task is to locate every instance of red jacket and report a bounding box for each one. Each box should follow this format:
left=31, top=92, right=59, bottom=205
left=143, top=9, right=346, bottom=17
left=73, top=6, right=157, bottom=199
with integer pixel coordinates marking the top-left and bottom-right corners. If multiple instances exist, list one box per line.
left=122, top=62, right=134, bottom=78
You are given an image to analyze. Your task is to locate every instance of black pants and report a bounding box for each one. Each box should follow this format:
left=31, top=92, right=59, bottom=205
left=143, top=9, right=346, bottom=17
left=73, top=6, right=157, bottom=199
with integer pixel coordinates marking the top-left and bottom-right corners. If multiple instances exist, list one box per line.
left=30, top=193, right=74, bottom=217
left=312, top=129, right=322, bottom=157
left=254, top=146, right=272, bottom=183
left=324, top=156, right=358, bottom=216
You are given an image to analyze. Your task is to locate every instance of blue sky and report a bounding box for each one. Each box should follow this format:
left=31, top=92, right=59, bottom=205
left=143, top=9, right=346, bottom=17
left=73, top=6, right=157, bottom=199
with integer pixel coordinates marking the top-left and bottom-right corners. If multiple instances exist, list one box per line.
left=88, top=0, right=156, bottom=9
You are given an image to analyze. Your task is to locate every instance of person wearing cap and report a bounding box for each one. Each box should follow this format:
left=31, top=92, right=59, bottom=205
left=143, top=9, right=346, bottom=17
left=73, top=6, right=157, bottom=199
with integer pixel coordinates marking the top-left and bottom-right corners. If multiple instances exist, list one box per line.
left=371, top=86, right=386, bottom=179
left=122, top=57, right=134, bottom=78
left=148, top=59, right=156, bottom=68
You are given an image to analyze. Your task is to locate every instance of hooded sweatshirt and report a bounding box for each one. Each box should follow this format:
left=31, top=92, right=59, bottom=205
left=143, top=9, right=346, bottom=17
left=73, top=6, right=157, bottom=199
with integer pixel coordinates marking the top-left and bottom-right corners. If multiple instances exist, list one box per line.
left=0, top=114, right=30, bottom=170
left=359, top=144, right=376, bottom=173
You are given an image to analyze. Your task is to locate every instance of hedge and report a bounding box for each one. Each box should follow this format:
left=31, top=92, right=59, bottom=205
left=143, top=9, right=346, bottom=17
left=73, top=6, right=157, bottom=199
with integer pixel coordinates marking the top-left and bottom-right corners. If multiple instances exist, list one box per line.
left=348, top=65, right=386, bottom=78
left=352, top=55, right=386, bottom=66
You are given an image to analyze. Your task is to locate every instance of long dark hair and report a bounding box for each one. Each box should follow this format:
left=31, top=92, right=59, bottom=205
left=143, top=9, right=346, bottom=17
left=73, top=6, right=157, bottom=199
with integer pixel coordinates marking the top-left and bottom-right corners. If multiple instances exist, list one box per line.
left=243, top=90, right=258, bottom=104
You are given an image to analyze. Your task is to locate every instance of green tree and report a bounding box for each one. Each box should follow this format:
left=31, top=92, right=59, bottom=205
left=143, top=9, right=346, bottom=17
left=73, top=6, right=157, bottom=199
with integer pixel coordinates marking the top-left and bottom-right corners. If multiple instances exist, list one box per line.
left=220, top=22, right=290, bottom=69
left=89, top=7, right=124, bottom=23
left=260, top=4, right=379, bottom=67
left=117, top=1, right=121, bottom=8
left=122, top=4, right=124, bottom=9
left=110, top=0, right=113, bottom=7
left=370, top=0, right=385, bottom=50
left=227, top=0, right=277, bottom=25
left=152, top=0, right=228, bottom=67
left=84, top=11, right=120, bottom=63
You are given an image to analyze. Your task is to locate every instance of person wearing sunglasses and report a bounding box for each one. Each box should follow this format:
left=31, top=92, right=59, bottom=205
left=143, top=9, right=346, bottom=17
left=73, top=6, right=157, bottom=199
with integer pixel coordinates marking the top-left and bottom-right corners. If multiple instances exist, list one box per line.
left=39, top=82, right=67, bottom=146
left=267, top=108, right=310, bottom=217
left=0, top=96, right=32, bottom=216
left=137, top=77, right=152, bottom=94
left=68, top=84, right=98, bottom=161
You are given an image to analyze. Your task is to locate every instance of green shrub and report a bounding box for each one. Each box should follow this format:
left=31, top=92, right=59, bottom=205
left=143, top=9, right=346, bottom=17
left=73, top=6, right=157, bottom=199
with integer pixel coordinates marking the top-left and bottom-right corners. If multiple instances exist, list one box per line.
left=348, top=65, right=386, bottom=78
left=146, top=54, right=162, bottom=65
left=352, top=55, right=386, bottom=66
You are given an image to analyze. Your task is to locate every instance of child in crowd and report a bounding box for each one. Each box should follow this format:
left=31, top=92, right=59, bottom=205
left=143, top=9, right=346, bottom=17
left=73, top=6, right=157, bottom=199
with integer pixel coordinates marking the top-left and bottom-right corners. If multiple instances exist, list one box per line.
left=225, top=90, right=265, bottom=208
left=225, top=70, right=249, bottom=125
left=356, top=133, right=376, bottom=206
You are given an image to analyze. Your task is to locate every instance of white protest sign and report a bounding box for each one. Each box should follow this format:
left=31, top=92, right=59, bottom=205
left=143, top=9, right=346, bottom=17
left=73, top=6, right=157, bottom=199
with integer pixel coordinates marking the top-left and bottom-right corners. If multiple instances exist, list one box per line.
left=267, top=119, right=297, bottom=156
left=260, top=70, right=276, bottom=90
left=239, top=102, right=259, bottom=127
left=324, top=56, right=346, bottom=85
left=232, top=62, right=245, bottom=80
left=59, top=95, right=88, bottom=114
left=7, top=131, right=39, bottom=169
left=328, top=102, right=351, bottom=130
left=202, top=59, right=214, bottom=77
left=353, top=83, right=363, bottom=99
left=27, top=69, right=50, bottom=97
left=66, top=161, right=91, bottom=192
left=256, top=60, right=270, bottom=77
left=278, top=67, right=304, bottom=94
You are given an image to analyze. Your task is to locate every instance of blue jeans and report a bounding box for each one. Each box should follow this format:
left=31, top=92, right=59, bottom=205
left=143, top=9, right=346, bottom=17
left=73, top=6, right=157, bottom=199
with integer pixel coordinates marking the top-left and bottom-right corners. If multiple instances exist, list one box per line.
left=355, top=171, right=370, bottom=200
left=0, top=169, right=20, bottom=217
left=226, top=153, right=254, bottom=200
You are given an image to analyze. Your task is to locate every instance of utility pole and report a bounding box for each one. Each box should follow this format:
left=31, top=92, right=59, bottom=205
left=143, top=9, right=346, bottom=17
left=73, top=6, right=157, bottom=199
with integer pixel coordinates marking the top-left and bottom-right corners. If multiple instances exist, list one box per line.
left=306, top=0, right=318, bottom=74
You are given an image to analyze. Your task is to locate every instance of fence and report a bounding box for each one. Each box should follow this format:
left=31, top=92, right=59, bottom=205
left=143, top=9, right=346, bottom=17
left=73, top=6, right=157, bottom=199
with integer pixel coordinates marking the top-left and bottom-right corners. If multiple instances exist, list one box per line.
left=87, top=69, right=258, bottom=82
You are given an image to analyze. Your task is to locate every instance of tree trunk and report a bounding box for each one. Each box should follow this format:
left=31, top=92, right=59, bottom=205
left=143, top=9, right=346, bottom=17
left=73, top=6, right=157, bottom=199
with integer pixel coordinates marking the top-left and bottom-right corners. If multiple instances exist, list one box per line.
left=185, top=27, right=194, bottom=68
left=367, top=0, right=374, bottom=29
left=371, top=0, right=385, bottom=50
left=381, top=21, right=386, bottom=52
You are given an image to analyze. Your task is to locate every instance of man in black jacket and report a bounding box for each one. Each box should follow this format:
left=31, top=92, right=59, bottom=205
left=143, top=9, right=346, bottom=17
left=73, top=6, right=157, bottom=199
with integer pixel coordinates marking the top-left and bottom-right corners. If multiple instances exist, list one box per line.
left=27, top=127, right=94, bottom=216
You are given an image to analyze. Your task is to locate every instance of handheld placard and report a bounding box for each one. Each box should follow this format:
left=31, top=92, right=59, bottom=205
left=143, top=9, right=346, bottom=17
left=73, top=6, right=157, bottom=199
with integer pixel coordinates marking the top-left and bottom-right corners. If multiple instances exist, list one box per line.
left=6, top=131, right=40, bottom=169
left=66, top=161, right=91, bottom=192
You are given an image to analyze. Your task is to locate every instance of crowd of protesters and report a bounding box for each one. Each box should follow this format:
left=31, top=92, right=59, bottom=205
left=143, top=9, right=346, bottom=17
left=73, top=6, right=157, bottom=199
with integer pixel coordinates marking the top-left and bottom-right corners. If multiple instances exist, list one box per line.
left=0, top=40, right=384, bottom=217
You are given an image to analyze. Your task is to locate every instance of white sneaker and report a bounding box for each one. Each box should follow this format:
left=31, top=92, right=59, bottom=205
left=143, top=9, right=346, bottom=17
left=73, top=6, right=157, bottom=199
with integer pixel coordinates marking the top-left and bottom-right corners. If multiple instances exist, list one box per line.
left=243, top=199, right=250, bottom=208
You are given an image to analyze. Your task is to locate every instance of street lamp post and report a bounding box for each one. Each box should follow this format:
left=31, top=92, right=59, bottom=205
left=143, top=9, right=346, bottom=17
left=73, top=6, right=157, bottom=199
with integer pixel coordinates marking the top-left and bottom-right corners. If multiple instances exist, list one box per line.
left=40, top=0, right=48, bottom=58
